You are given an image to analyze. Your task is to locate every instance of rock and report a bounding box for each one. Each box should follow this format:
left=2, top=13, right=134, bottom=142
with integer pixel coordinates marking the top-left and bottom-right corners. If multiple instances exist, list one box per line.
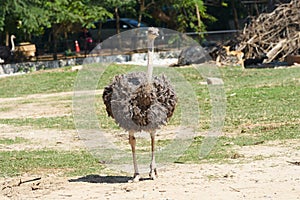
left=2, top=64, right=15, bottom=74
left=71, top=65, right=83, bottom=71
left=177, top=46, right=211, bottom=65
left=59, top=59, right=67, bottom=67
left=131, top=53, right=146, bottom=62
left=67, top=58, right=76, bottom=66
left=115, top=55, right=129, bottom=63
left=131, top=53, right=160, bottom=62
left=206, top=77, right=224, bottom=85
left=159, top=51, right=180, bottom=59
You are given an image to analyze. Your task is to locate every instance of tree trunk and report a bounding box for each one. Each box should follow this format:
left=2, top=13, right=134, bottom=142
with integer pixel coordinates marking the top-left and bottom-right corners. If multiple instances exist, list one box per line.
left=52, top=28, right=58, bottom=60
left=64, top=31, right=69, bottom=50
left=5, top=31, right=9, bottom=47
left=195, top=3, right=201, bottom=31
left=115, top=7, right=122, bottom=50
left=231, top=0, right=239, bottom=30
left=115, top=7, right=120, bottom=34
left=137, top=0, right=155, bottom=27
left=137, top=0, right=145, bottom=27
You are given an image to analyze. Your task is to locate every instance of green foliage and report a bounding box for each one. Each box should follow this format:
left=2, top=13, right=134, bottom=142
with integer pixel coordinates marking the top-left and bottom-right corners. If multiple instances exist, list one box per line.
left=101, top=0, right=136, bottom=13
left=0, top=0, right=47, bottom=34
left=44, top=0, right=112, bottom=29
left=0, top=0, right=216, bottom=41
left=0, top=0, right=112, bottom=38
left=153, top=0, right=215, bottom=32
left=176, top=0, right=215, bottom=32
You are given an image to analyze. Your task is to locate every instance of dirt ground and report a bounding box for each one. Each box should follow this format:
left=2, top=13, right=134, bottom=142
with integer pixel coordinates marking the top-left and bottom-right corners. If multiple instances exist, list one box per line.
left=0, top=92, right=299, bottom=200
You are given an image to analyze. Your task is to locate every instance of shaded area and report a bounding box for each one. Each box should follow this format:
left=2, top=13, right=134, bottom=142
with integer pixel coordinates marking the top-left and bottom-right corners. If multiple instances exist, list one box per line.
left=69, top=174, right=151, bottom=184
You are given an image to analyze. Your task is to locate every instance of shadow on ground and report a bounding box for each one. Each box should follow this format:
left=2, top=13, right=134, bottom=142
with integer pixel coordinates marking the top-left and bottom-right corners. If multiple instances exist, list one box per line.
left=69, top=174, right=151, bottom=184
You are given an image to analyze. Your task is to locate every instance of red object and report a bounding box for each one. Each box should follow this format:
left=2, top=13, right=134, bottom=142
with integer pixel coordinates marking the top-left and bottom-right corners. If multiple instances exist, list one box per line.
left=75, top=40, right=80, bottom=53
left=86, top=37, right=93, bottom=43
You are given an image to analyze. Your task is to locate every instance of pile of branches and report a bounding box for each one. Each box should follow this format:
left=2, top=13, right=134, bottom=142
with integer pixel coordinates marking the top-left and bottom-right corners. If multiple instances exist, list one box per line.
left=238, top=0, right=300, bottom=62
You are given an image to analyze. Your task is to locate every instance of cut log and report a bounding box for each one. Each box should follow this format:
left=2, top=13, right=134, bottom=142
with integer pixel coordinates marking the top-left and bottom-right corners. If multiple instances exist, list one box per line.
left=237, top=0, right=300, bottom=62
left=266, top=39, right=287, bottom=62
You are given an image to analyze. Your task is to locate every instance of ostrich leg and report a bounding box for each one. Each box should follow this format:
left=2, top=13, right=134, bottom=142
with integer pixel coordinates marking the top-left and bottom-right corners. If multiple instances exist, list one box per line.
left=129, top=132, right=140, bottom=182
left=149, top=131, right=158, bottom=179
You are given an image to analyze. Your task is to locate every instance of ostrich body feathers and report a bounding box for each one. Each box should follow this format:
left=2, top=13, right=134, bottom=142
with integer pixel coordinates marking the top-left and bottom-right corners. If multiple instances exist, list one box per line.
left=103, top=72, right=177, bottom=132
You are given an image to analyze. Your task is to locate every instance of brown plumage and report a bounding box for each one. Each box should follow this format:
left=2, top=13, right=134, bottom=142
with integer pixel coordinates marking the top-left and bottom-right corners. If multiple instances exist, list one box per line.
left=103, top=72, right=177, bottom=132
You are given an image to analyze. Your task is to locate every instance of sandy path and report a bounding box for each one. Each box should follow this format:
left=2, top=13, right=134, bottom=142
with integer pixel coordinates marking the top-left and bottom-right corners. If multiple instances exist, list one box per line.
left=1, top=140, right=299, bottom=200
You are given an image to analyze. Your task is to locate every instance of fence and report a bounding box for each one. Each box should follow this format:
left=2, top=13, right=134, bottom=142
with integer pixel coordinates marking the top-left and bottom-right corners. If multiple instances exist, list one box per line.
left=30, top=29, right=239, bottom=60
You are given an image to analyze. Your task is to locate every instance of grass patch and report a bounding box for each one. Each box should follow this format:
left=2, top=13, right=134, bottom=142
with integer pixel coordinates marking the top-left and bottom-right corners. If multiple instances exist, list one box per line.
left=0, top=116, right=74, bottom=130
left=177, top=136, right=237, bottom=163
left=0, top=137, right=28, bottom=145
left=0, top=150, right=105, bottom=177
left=178, top=122, right=300, bottom=163
left=0, top=106, right=13, bottom=112
left=253, top=123, right=300, bottom=140
left=220, top=67, right=300, bottom=89
left=225, top=85, right=300, bottom=130
left=0, top=65, right=299, bottom=168
left=0, top=69, right=77, bottom=98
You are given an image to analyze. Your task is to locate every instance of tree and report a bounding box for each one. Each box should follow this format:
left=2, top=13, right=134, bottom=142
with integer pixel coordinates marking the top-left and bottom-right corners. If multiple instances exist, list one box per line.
left=0, top=0, right=49, bottom=45
left=0, top=0, right=218, bottom=56
left=43, top=0, right=112, bottom=57
left=101, top=0, right=136, bottom=35
left=152, top=0, right=215, bottom=33
left=136, top=0, right=155, bottom=27
left=0, top=0, right=111, bottom=47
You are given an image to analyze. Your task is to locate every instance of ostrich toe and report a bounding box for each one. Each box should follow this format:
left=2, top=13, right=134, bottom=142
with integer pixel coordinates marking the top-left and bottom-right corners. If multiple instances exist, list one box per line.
left=128, top=174, right=140, bottom=183
left=149, top=168, right=158, bottom=180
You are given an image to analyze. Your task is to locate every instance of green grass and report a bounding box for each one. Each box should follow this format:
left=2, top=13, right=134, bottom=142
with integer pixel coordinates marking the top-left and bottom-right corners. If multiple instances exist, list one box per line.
left=220, top=66, right=300, bottom=89
left=0, top=150, right=105, bottom=177
left=0, top=65, right=300, bottom=175
left=0, top=116, right=74, bottom=130
left=0, top=69, right=77, bottom=98
left=178, top=122, right=300, bottom=163
left=0, top=137, right=28, bottom=145
left=0, top=106, right=13, bottom=112
left=225, top=85, right=300, bottom=132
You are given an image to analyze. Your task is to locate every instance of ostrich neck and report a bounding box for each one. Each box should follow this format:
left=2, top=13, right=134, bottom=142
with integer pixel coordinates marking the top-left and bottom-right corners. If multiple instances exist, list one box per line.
left=147, top=38, right=154, bottom=83
left=10, top=36, right=15, bottom=52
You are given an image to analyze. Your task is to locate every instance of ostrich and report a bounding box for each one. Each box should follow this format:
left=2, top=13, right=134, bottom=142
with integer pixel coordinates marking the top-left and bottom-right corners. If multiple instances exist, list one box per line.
left=0, top=35, right=16, bottom=63
left=102, top=27, right=177, bottom=182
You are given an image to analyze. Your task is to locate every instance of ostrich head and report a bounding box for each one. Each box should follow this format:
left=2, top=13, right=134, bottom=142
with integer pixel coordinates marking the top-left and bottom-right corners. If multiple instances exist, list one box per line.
left=147, top=27, right=159, bottom=41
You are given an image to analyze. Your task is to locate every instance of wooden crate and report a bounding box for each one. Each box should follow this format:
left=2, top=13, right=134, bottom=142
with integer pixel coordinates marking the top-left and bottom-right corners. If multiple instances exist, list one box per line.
left=17, top=43, right=36, bottom=57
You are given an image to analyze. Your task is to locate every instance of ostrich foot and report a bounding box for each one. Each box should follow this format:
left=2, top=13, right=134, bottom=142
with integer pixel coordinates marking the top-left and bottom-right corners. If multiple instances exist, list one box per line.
left=128, top=174, right=140, bottom=183
left=149, top=168, right=158, bottom=180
